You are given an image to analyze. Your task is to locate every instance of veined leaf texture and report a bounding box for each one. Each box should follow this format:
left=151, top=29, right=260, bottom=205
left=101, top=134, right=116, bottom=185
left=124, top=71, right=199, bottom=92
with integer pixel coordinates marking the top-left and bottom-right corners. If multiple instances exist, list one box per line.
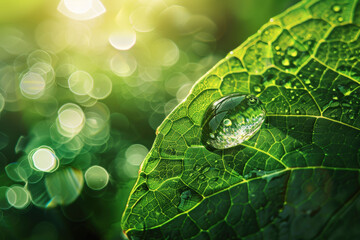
left=122, top=0, right=360, bottom=239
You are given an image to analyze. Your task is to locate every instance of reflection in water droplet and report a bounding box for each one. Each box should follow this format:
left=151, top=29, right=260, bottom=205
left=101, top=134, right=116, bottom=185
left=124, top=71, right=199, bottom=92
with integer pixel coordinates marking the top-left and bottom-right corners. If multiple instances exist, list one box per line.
left=202, top=94, right=266, bottom=150
left=338, top=17, right=343, bottom=22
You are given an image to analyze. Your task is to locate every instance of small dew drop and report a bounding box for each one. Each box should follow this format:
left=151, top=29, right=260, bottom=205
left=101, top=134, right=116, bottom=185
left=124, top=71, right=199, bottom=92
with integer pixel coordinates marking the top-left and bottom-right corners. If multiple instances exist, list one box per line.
left=288, top=48, right=298, bottom=57
left=248, top=96, right=257, bottom=104
left=253, top=86, right=262, bottom=92
left=295, top=109, right=300, bottom=114
left=338, top=17, right=344, bottom=22
left=332, top=5, right=341, bottom=13
left=282, top=58, right=290, bottom=67
left=275, top=46, right=280, bottom=50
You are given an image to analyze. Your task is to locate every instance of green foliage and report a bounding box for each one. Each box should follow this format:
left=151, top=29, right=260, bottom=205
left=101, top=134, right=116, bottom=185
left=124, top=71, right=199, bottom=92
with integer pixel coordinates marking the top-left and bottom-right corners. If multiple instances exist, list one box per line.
left=122, top=0, right=360, bottom=238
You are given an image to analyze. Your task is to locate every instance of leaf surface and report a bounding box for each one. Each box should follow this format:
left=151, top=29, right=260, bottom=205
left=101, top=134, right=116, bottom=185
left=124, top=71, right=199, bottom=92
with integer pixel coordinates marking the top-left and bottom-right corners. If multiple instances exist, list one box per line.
left=122, top=0, right=360, bottom=239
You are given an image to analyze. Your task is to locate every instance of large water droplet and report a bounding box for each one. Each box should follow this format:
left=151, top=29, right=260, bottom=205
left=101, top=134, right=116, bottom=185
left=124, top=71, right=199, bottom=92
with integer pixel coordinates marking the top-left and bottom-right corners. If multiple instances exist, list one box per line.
left=201, top=94, right=266, bottom=150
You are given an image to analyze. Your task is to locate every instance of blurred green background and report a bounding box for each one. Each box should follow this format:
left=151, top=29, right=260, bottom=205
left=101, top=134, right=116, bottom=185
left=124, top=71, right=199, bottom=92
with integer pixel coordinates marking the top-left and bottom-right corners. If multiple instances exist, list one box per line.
left=0, top=0, right=299, bottom=239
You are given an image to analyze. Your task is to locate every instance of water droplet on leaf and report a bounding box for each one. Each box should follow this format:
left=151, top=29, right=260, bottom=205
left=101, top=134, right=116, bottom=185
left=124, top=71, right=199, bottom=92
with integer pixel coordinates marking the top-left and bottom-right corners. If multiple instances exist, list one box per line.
left=332, top=5, right=341, bottom=12
left=202, top=94, right=266, bottom=150
left=282, top=58, right=290, bottom=66
left=253, top=85, right=261, bottom=92
left=288, top=48, right=298, bottom=57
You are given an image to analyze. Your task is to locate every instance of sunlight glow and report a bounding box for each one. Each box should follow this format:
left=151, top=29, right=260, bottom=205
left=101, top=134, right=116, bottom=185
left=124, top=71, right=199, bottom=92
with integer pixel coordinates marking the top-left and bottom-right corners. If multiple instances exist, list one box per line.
left=57, top=103, right=85, bottom=137
left=31, top=147, right=59, bottom=172
left=109, top=28, right=136, bottom=50
left=84, top=165, right=109, bottom=190
left=57, top=0, right=106, bottom=21
left=20, top=72, right=46, bottom=99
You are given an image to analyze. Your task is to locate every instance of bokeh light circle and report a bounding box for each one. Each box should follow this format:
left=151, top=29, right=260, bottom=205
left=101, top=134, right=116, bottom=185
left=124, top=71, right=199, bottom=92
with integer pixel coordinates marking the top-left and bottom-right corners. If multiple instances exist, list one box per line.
left=30, top=146, right=59, bottom=172
left=109, top=28, right=136, bottom=50
left=110, top=53, right=137, bottom=77
left=6, top=185, right=31, bottom=209
left=89, top=74, right=112, bottom=100
left=45, top=167, right=83, bottom=206
left=84, top=165, right=109, bottom=190
left=68, top=70, right=94, bottom=96
left=125, top=144, right=148, bottom=166
left=20, top=72, right=46, bottom=99
left=64, top=0, right=93, bottom=14
left=57, top=103, right=85, bottom=137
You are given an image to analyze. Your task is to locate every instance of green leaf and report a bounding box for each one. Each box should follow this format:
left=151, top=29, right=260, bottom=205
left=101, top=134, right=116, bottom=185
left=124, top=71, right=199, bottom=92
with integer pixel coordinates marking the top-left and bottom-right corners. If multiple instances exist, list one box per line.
left=122, top=0, right=360, bottom=239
